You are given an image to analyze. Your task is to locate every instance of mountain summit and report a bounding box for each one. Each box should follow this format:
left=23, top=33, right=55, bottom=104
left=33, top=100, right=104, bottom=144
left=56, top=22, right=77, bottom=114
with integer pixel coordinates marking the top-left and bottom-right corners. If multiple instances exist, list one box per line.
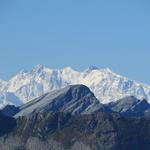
left=14, top=85, right=106, bottom=117
left=0, top=65, right=150, bottom=107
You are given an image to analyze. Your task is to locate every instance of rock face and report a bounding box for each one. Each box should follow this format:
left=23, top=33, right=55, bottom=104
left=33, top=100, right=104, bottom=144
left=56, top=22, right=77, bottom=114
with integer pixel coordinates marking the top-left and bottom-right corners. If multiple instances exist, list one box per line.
left=1, top=65, right=150, bottom=108
left=1, top=112, right=150, bottom=150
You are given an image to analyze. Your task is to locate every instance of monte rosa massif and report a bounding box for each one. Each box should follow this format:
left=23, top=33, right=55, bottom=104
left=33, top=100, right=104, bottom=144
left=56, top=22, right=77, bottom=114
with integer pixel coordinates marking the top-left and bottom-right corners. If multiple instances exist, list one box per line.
left=0, top=65, right=150, bottom=108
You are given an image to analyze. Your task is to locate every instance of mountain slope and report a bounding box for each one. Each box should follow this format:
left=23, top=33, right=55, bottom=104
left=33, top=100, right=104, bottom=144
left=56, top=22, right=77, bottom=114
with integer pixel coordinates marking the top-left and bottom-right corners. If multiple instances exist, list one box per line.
left=105, top=96, right=150, bottom=117
left=14, top=85, right=107, bottom=117
left=0, top=112, right=16, bottom=136
left=1, top=111, right=150, bottom=150
left=1, top=65, right=150, bottom=106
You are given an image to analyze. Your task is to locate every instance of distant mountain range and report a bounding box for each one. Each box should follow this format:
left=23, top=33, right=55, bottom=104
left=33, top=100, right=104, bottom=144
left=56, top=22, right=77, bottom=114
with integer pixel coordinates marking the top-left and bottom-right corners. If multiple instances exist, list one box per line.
left=0, top=65, right=150, bottom=108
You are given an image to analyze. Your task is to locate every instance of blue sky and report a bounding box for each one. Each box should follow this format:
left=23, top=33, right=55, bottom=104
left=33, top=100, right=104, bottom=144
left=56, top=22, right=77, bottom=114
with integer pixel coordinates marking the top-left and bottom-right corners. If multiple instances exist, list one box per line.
left=0, top=0, right=150, bottom=84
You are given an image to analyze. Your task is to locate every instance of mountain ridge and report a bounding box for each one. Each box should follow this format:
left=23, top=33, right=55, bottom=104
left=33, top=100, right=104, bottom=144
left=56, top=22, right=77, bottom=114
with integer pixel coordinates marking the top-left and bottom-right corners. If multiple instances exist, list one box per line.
left=2, top=85, right=150, bottom=118
left=14, top=84, right=107, bottom=117
left=0, top=65, right=150, bottom=107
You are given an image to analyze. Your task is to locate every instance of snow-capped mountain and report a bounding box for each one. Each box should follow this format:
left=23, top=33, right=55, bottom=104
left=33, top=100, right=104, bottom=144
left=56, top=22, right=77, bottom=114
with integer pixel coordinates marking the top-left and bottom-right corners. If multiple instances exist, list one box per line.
left=0, top=64, right=150, bottom=108
left=0, top=92, right=22, bottom=109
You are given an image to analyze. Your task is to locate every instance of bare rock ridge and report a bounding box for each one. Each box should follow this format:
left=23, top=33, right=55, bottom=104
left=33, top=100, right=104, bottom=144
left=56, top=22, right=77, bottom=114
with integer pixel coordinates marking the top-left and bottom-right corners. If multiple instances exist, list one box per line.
left=105, top=96, right=150, bottom=117
left=14, top=84, right=108, bottom=117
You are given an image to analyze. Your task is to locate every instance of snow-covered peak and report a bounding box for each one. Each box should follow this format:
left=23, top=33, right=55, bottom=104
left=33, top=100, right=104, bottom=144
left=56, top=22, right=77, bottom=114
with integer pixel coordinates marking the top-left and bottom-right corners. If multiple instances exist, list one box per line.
left=87, top=66, right=99, bottom=71
left=33, top=64, right=44, bottom=71
left=83, top=66, right=99, bottom=75
left=0, top=80, right=8, bottom=92
left=0, top=92, right=22, bottom=109
left=31, top=65, right=57, bottom=76
left=1, top=64, right=150, bottom=107
left=31, top=64, right=46, bottom=74
left=84, top=67, right=114, bottom=76
left=61, top=66, right=75, bottom=72
left=99, top=68, right=114, bottom=73
left=0, top=79, right=8, bottom=83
